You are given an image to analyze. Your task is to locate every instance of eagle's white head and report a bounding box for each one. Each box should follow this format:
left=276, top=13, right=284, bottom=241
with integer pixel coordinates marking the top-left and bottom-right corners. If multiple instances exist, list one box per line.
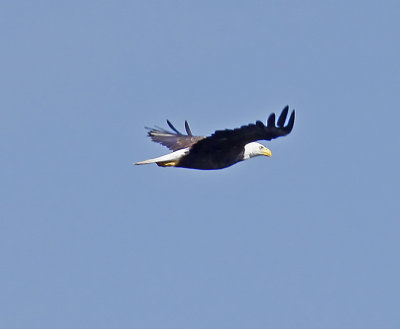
left=243, top=142, right=272, bottom=160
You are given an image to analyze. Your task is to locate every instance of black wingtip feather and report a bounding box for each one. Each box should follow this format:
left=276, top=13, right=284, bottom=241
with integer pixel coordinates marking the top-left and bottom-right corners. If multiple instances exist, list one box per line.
left=286, top=110, right=295, bottom=133
left=267, top=113, right=276, bottom=127
left=256, top=120, right=264, bottom=128
left=277, top=106, right=289, bottom=127
left=185, top=121, right=193, bottom=136
left=167, top=120, right=182, bottom=135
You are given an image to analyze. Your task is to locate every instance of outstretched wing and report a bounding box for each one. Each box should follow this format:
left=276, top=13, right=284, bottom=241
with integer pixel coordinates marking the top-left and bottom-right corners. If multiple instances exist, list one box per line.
left=146, top=120, right=205, bottom=151
left=190, top=106, right=295, bottom=152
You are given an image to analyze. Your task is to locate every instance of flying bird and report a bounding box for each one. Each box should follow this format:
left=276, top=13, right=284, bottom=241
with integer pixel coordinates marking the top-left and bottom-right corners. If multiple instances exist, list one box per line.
left=135, top=106, right=295, bottom=170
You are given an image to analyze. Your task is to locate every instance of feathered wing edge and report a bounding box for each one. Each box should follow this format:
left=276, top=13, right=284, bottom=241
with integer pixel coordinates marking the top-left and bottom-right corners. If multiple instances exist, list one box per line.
left=265, top=105, right=295, bottom=138
left=208, top=106, right=295, bottom=143
left=145, top=120, right=205, bottom=151
left=185, top=106, right=295, bottom=154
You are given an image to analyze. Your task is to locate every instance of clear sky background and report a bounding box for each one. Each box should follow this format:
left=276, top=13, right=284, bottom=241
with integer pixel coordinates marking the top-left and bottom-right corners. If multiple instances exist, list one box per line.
left=1, top=1, right=400, bottom=328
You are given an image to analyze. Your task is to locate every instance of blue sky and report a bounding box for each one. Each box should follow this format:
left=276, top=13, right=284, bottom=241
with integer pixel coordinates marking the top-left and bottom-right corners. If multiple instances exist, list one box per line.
left=1, top=1, right=400, bottom=328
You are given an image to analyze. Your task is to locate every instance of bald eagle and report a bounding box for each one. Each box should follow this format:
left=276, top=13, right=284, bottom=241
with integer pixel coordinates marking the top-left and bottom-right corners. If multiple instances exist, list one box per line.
left=135, top=106, right=295, bottom=170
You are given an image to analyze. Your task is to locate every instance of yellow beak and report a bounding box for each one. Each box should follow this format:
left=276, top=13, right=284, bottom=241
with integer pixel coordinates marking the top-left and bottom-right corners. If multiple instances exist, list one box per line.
left=262, top=148, right=272, bottom=157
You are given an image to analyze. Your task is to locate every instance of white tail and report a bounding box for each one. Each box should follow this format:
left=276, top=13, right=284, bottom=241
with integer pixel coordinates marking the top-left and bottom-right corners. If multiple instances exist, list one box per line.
left=134, top=148, right=189, bottom=166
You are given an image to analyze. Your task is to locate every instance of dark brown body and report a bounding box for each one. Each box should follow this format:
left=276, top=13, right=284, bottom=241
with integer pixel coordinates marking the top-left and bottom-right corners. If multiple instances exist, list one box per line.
left=176, top=144, right=245, bottom=170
